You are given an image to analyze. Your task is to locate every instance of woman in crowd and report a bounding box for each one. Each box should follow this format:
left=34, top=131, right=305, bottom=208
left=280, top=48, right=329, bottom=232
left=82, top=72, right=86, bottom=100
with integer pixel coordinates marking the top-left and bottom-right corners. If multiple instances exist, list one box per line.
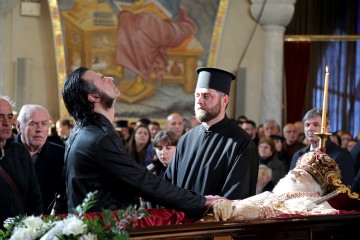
left=148, top=130, right=179, bottom=178
left=258, top=137, right=288, bottom=185
left=141, top=130, right=178, bottom=208
left=126, top=124, right=153, bottom=167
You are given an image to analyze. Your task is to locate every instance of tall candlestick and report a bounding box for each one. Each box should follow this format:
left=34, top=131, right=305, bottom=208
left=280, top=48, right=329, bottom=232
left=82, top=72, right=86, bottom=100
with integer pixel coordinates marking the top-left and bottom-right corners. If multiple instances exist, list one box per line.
left=321, top=66, right=329, bottom=133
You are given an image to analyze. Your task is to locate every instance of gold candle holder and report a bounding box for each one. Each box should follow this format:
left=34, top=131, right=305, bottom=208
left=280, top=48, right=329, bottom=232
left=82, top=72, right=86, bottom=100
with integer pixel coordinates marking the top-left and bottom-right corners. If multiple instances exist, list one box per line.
left=315, top=132, right=331, bottom=153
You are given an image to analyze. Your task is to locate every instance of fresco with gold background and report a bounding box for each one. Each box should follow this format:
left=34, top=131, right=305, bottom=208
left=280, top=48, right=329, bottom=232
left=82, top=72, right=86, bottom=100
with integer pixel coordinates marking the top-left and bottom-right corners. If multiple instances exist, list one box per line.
left=56, top=0, right=224, bottom=119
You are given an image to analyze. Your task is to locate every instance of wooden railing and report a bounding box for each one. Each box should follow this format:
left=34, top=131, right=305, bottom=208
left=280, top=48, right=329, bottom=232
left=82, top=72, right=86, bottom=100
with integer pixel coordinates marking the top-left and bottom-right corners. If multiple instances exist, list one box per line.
left=129, top=213, right=360, bottom=240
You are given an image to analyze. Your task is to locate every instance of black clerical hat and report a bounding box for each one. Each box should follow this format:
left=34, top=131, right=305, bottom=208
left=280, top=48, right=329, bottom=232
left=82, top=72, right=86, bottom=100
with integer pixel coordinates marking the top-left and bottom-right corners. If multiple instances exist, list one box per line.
left=196, top=67, right=236, bottom=95
left=115, top=120, right=128, bottom=129
left=270, top=134, right=285, bottom=142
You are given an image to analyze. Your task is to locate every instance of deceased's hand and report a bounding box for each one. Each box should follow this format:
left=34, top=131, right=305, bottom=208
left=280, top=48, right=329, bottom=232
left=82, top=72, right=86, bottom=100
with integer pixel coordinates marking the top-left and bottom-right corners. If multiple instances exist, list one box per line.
left=211, top=199, right=234, bottom=221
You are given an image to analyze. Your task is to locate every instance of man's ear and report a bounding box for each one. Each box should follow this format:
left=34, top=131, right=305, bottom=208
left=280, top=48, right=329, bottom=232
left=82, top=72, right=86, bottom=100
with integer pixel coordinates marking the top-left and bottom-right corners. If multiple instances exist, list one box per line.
left=88, top=93, right=100, bottom=103
left=16, top=121, right=21, bottom=132
left=223, top=94, right=229, bottom=105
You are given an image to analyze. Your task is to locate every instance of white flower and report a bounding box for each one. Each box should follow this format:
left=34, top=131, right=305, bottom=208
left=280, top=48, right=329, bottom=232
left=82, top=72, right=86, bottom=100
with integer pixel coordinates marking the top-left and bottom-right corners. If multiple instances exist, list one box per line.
left=80, top=233, right=97, bottom=240
left=39, top=220, right=65, bottom=240
left=9, top=216, right=47, bottom=240
left=61, top=217, right=86, bottom=236
left=40, top=221, right=64, bottom=240
left=2, top=191, right=143, bottom=240
left=3, top=219, right=10, bottom=229
left=9, top=227, right=35, bottom=240
left=23, top=216, right=43, bottom=229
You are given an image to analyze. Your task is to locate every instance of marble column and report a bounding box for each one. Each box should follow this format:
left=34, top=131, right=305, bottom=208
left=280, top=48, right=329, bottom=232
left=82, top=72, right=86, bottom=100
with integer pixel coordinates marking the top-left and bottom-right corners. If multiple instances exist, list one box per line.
left=250, top=0, right=296, bottom=127
left=0, top=0, right=19, bottom=95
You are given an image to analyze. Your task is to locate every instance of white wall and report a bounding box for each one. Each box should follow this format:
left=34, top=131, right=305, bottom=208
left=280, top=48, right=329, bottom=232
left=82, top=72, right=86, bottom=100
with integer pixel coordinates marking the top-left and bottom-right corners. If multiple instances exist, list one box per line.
left=219, top=0, right=264, bottom=123
left=3, top=1, right=58, bottom=119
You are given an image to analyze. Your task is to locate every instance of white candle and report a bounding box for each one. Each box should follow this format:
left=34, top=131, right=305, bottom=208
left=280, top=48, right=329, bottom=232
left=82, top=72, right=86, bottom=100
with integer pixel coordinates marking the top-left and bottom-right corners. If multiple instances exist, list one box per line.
left=321, top=66, right=329, bottom=131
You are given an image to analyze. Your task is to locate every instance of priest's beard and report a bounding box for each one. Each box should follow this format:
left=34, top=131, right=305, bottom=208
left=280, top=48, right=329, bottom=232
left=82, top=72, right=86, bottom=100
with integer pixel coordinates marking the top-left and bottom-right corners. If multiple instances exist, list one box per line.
left=272, top=172, right=322, bottom=196
left=97, top=89, right=116, bottom=109
left=194, top=99, right=221, bottom=123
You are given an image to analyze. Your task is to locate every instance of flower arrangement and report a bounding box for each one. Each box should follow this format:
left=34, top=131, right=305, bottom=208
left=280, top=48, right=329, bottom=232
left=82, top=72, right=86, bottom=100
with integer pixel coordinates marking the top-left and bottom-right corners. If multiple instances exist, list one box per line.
left=0, top=191, right=148, bottom=240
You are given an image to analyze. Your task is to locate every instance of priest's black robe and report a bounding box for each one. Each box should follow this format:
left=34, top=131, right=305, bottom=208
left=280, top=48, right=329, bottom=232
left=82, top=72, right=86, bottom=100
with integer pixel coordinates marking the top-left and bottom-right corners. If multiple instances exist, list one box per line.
left=165, top=116, right=259, bottom=200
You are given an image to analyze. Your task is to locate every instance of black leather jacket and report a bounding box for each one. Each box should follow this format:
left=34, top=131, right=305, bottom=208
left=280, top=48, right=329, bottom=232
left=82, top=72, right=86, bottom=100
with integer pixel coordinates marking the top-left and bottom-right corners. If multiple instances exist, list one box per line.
left=65, top=113, right=205, bottom=216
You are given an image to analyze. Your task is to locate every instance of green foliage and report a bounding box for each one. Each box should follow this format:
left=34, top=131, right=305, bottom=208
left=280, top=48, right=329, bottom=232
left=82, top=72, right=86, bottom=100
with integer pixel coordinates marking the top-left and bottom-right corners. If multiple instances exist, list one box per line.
left=73, top=191, right=97, bottom=216
left=0, top=191, right=150, bottom=240
left=0, top=215, right=24, bottom=239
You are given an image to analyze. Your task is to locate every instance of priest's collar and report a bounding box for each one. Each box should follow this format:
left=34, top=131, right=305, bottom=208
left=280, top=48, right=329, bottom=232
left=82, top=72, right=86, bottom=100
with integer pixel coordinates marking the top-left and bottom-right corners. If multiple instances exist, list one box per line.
left=201, top=115, right=230, bottom=132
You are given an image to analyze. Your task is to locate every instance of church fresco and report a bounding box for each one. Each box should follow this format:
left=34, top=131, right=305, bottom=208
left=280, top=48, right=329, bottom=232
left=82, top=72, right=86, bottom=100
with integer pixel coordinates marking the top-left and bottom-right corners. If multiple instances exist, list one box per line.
left=56, top=0, right=222, bottom=119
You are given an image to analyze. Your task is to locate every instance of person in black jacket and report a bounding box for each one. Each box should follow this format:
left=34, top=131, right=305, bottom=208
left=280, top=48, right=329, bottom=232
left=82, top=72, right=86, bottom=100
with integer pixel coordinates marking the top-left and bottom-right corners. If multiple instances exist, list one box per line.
left=15, top=104, right=65, bottom=214
left=289, top=108, right=355, bottom=185
left=0, top=96, right=43, bottom=227
left=62, top=67, right=227, bottom=220
left=350, top=141, right=360, bottom=194
left=351, top=140, right=360, bottom=175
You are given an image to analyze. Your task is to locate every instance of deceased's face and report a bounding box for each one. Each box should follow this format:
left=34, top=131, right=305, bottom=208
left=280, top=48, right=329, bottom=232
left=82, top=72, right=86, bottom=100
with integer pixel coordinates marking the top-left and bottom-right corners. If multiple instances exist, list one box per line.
left=272, top=169, right=323, bottom=196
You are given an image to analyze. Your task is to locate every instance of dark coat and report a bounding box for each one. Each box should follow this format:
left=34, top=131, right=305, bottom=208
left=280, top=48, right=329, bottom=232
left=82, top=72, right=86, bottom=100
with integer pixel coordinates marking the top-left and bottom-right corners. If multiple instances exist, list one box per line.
left=290, top=140, right=355, bottom=185
left=352, top=169, right=360, bottom=194
left=351, top=140, right=360, bottom=174
left=65, top=113, right=205, bottom=217
left=0, top=140, right=43, bottom=225
left=284, top=141, right=306, bottom=159
left=14, top=134, right=65, bottom=214
left=351, top=141, right=360, bottom=193
left=165, top=116, right=259, bottom=200
left=147, top=160, right=167, bottom=179
left=260, top=155, right=288, bottom=185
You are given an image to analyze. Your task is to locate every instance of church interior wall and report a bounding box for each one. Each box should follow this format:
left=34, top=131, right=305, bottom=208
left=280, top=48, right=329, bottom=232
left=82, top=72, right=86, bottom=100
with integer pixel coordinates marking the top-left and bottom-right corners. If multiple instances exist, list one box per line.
left=3, top=1, right=58, bottom=120
left=1, top=0, right=265, bottom=124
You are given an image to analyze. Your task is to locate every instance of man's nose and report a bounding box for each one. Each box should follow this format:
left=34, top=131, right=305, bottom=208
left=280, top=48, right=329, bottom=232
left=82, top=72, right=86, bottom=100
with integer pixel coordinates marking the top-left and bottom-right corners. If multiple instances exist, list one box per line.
left=1, top=117, right=10, bottom=126
left=196, top=97, right=204, bottom=104
left=107, top=76, right=114, bottom=83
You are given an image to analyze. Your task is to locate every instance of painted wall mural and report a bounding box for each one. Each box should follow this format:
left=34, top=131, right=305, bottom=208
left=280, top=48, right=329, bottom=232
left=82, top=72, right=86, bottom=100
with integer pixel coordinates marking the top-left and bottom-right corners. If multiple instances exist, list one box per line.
left=56, top=0, right=223, bottom=119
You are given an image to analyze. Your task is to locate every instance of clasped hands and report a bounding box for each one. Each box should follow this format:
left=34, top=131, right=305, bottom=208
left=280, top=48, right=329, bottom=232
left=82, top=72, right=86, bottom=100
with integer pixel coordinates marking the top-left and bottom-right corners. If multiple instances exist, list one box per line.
left=205, top=195, right=234, bottom=221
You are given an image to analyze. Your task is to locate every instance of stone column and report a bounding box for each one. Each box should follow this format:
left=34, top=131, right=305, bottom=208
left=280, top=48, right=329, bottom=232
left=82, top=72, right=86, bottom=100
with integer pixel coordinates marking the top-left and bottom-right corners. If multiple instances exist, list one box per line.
left=0, top=0, right=19, bottom=94
left=250, top=0, right=296, bottom=127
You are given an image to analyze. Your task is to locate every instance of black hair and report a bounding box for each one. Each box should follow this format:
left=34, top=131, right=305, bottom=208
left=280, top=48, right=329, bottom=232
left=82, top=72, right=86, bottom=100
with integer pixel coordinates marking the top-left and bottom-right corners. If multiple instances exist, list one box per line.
left=137, top=118, right=151, bottom=126
left=153, top=130, right=179, bottom=147
left=59, top=118, right=75, bottom=128
left=150, top=121, right=160, bottom=127
left=243, top=119, right=257, bottom=128
left=126, top=124, right=152, bottom=165
left=62, top=67, right=98, bottom=124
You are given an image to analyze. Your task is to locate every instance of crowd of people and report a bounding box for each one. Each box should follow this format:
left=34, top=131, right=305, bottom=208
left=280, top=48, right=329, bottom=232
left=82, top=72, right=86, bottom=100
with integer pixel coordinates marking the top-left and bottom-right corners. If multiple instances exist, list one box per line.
left=1, top=65, right=360, bottom=229
left=237, top=110, right=360, bottom=194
